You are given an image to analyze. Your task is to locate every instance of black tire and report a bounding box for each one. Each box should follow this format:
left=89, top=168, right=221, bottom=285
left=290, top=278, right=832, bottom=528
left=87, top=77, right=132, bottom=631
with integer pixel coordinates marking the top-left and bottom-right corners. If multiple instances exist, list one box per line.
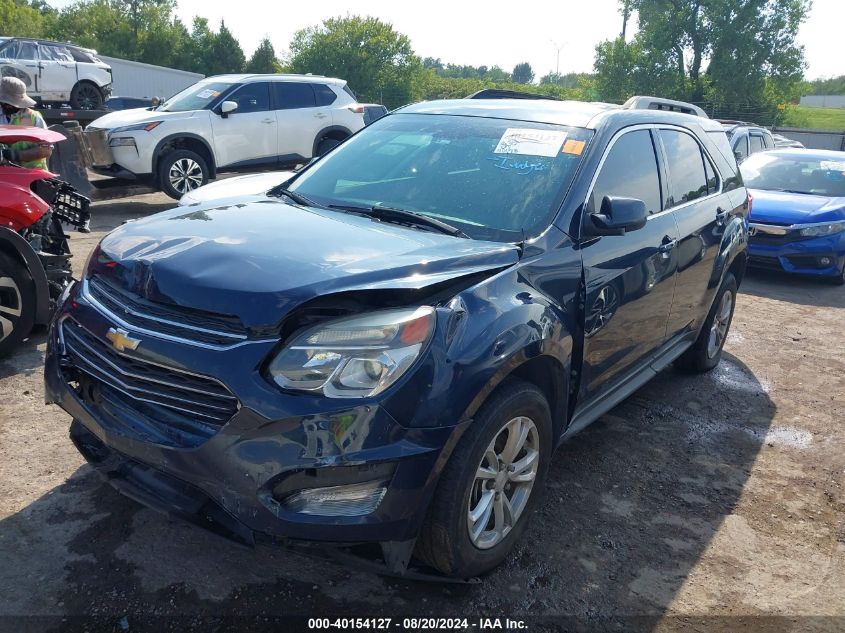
left=828, top=266, right=845, bottom=286
left=415, top=379, right=552, bottom=577
left=676, top=272, right=738, bottom=373
left=69, top=81, right=104, bottom=110
left=316, top=137, right=343, bottom=156
left=0, top=252, right=36, bottom=358
left=157, top=149, right=209, bottom=200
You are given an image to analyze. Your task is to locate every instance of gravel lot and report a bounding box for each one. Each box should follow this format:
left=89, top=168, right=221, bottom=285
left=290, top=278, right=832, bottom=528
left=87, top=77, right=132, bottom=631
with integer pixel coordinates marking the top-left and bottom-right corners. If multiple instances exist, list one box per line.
left=0, top=192, right=843, bottom=632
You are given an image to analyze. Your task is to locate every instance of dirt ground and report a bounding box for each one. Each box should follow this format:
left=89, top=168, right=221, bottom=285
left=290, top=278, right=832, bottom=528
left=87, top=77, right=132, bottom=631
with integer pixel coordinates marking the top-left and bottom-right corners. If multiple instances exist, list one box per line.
left=0, top=192, right=843, bottom=633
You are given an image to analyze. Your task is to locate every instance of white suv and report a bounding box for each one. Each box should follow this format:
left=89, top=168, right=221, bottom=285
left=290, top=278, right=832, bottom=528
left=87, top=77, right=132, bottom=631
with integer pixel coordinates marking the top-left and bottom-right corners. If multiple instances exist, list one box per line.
left=88, top=74, right=368, bottom=198
left=0, top=37, right=112, bottom=109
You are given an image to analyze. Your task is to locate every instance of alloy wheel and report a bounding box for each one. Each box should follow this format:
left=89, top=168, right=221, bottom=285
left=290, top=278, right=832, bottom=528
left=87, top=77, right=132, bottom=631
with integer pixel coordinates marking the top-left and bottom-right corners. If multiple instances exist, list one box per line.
left=76, top=84, right=100, bottom=110
left=168, top=159, right=204, bottom=194
left=0, top=274, right=22, bottom=343
left=467, top=416, right=540, bottom=549
left=707, top=290, right=733, bottom=358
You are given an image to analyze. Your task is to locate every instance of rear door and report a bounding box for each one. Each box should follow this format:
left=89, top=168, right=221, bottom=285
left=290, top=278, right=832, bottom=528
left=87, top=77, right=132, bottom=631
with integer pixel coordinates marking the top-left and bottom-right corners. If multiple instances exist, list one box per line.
left=749, top=132, right=766, bottom=156
left=37, top=43, right=76, bottom=102
left=210, top=81, right=276, bottom=168
left=577, top=127, right=679, bottom=403
left=0, top=40, right=39, bottom=96
left=271, top=81, right=328, bottom=160
left=656, top=127, right=724, bottom=340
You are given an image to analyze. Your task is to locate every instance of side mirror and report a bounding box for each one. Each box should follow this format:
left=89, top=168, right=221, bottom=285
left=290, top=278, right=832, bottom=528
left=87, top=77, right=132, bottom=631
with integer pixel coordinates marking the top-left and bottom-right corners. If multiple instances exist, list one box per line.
left=220, top=100, right=238, bottom=117
left=590, top=196, right=648, bottom=236
left=151, top=96, right=162, bottom=107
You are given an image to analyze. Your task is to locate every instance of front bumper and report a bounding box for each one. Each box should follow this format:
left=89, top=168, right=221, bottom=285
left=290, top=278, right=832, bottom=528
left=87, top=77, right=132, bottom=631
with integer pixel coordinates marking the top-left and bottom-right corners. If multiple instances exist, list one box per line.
left=748, top=231, right=845, bottom=277
left=44, top=287, right=467, bottom=546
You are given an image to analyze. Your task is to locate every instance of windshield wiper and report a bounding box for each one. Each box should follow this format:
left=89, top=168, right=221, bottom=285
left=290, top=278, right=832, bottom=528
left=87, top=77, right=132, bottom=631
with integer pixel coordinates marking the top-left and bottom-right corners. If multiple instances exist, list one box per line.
left=327, top=203, right=469, bottom=238
left=269, top=187, right=323, bottom=208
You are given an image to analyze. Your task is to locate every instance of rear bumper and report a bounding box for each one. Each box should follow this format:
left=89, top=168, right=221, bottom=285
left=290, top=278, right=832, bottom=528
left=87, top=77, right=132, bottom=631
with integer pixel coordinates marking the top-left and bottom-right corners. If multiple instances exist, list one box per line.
left=748, top=232, right=845, bottom=277
left=44, top=304, right=468, bottom=546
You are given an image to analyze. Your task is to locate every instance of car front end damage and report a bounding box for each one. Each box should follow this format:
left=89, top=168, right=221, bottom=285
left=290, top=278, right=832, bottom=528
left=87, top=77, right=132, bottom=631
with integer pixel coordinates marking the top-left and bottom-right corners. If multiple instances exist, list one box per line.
left=42, top=199, right=531, bottom=576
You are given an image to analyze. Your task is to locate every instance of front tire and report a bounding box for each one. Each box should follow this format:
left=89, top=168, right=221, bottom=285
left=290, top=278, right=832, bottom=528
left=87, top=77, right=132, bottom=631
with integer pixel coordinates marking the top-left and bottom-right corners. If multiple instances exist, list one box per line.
left=158, top=150, right=209, bottom=200
left=0, top=252, right=36, bottom=358
left=676, top=272, right=738, bottom=373
left=70, top=82, right=104, bottom=110
left=415, top=379, right=552, bottom=577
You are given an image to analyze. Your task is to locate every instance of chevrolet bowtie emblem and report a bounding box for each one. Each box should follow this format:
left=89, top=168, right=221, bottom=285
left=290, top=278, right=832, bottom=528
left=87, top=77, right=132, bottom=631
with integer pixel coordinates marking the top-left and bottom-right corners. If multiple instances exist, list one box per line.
left=106, top=327, right=140, bottom=352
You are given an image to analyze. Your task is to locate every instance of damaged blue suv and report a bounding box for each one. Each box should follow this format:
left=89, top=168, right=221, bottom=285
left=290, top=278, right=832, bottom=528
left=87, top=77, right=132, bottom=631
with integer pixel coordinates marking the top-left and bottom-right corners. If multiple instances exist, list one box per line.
left=45, top=96, right=748, bottom=578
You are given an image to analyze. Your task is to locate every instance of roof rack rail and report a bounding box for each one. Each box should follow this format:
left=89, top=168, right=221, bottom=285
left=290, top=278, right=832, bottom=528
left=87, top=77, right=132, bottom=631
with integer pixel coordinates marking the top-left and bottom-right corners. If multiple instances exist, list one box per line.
left=465, top=89, right=560, bottom=101
left=623, top=96, right=708, bottom=118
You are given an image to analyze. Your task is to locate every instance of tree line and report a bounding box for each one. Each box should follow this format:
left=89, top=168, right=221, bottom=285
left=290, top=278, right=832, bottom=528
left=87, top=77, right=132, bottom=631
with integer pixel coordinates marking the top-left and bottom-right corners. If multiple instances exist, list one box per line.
left=2, top=0, right=840, bottom=119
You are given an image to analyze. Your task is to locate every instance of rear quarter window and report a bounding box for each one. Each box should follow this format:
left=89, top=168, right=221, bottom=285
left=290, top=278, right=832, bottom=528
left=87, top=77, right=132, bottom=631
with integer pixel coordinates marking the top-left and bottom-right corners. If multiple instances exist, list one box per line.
left=706, top=130, right=743, bottom=191
left=314, top=84, right=337, bottom=106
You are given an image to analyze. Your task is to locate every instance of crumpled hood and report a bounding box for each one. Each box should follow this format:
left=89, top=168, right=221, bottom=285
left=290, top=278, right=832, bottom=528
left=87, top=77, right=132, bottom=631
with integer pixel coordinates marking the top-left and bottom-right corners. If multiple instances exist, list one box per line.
left=749, top=188, right=845, bottom=225
left=178, top=171, right=293, bottom=206
left=92, top=200, right=519, bottom=329
left=88, top=108, right=195, bottom=131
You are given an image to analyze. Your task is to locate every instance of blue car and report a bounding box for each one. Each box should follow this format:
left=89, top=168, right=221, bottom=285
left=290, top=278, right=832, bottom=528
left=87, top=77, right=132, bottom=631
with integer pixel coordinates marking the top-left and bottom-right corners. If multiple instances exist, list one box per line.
left=741, top=148, right=845, bottom=284
left=45, top=96, right=749, bottom=578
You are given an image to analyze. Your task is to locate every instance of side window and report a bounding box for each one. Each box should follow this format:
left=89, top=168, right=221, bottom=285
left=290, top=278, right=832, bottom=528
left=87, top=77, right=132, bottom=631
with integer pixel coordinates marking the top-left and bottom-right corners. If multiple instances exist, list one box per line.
left=704, top=153, right=720, bottom=194
left=69, top=48, right=93, bottom=63
left=0, top=41, right=17, bottom=59
left=229, top=82, right=270, bottom=114
left=590, top=129, right=662, bottom=216
left=314, top=84, right=337, bottom=106
left=272, top=82, right=316, bottom=110
left=734, top=135, right=749, bottom=162
left=15, top=41, right=37, bottom=61
left=40, top=45, right=74, bottom=62
left=749, top=134, right=765, bottom=154
left=659, top=129, right=709, bottom=206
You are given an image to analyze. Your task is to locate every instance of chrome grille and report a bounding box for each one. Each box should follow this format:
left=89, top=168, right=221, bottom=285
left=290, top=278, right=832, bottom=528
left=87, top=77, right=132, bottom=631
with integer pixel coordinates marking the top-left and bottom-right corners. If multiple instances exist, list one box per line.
left=84, top=276, right=248, bottom=347
left=61, top=319, right=239, bottom=446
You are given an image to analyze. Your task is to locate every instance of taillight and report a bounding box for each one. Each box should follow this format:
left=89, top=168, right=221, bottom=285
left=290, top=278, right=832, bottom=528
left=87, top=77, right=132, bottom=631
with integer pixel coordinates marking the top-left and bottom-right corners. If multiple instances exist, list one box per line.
left=347, top=105, right=364, bottom=114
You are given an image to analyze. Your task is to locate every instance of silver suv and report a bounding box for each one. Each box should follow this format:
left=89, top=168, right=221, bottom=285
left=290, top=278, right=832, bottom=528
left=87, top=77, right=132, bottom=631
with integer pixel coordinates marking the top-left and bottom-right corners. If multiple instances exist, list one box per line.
left=88, top=74, right=367, bottom=198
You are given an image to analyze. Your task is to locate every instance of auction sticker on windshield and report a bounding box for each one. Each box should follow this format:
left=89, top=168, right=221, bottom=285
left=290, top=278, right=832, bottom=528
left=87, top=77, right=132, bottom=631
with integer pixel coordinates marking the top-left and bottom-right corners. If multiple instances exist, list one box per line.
left=494, top=128, right=568, bottom=157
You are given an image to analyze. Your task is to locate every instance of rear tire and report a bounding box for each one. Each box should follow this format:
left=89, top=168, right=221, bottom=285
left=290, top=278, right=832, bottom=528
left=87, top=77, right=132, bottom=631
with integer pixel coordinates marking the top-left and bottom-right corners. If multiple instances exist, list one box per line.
left=316, top=137, right=343, bottom=156
left=70, top=81, right=104, bottom=110
left=415, top=379, right=552, bottom=578
left=157, top=150, right=209, bottom=200
left=676, top=272, right=738, bottom=373
left=828, top=266, right=845, bottom=286
left=0, top=252, right=36, bottom=358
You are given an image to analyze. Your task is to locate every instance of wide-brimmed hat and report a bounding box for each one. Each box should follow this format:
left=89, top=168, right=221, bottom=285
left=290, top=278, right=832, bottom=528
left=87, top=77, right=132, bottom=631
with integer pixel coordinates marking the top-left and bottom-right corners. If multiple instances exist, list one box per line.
left=0, top=76, right=36, bottom=109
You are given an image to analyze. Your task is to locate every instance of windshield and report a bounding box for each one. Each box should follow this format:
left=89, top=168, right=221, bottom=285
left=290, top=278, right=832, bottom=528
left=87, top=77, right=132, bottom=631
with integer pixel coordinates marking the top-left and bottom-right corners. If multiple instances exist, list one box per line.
left=289, top=113, right=593, bottom=242
left=741, top=152, right=845, bottom=197
left=158, top=81, right=234, bottom=113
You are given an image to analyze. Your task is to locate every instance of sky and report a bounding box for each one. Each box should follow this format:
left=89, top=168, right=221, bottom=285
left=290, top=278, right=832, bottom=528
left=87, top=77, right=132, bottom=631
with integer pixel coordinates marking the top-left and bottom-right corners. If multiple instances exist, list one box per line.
left=53, top=0, right=844, bottom=79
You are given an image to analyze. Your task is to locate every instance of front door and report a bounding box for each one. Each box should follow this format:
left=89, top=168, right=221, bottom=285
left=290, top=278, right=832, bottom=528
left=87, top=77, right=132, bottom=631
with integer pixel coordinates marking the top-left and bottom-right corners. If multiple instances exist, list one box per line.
left=577, top=128, right=679, bottom=404
left=37, top=43, right=76, bottom=103
left=210, top=82, right=277, bottom=169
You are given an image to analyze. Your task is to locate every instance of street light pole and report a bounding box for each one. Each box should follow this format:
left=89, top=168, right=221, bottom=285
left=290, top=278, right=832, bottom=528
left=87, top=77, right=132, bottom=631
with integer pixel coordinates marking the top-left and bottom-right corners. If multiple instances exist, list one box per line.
left=550, top=40, right=566, bottom=76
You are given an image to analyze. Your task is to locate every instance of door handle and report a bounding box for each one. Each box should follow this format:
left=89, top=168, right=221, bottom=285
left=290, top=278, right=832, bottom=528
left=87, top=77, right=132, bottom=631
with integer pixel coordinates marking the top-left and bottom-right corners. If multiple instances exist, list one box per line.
left=261, top=118, right=274, bottom=124
left=658, top=237, right=678, bottom=254
left=314, top=112, right=328, bottom=119
left=716, top=208, right=730, bottom=226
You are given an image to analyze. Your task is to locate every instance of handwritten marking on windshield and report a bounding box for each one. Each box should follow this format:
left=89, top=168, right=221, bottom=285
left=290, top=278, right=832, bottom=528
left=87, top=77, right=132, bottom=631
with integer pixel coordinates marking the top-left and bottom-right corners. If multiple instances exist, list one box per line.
left=487, top=156, right=548, bottom=175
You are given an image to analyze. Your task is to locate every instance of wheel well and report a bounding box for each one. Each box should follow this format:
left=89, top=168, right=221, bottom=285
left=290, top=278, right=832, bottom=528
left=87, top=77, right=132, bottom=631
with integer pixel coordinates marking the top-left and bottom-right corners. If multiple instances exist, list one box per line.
left=73, top=79, right=101, bottom=95
left=728, top=251, right=747, bottom=287
left=155, top=137, right=216, bottom=179
left=509, top=355, right=568, bottom=441
left=313, top=127, right=351, bottom=155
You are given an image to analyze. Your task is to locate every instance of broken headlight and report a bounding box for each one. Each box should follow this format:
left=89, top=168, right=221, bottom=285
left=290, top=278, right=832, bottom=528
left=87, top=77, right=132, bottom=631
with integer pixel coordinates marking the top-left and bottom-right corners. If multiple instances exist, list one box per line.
left=267, top=306, right=435, bottom=398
